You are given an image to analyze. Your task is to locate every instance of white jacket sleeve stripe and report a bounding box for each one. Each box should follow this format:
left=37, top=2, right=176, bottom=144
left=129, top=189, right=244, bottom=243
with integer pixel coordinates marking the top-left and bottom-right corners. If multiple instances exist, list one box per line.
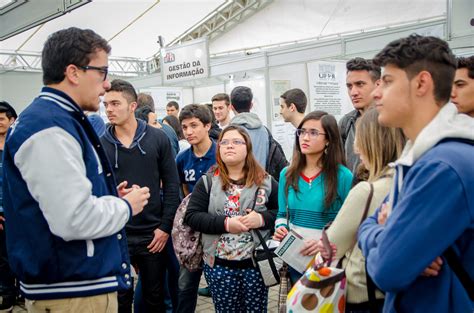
left=15, top=126, right=130, bottom=241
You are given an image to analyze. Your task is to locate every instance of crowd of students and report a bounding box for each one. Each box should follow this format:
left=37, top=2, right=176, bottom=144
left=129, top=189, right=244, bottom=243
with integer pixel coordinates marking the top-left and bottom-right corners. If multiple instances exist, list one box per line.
left=0, top=27, right=472, bottom=313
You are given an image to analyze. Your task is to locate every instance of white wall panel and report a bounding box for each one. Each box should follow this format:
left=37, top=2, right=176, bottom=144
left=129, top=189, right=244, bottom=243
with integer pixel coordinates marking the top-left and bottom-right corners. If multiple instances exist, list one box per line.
left=193, top=84, right=225, bottom=104
left=0, top=72, right=42, bottom=113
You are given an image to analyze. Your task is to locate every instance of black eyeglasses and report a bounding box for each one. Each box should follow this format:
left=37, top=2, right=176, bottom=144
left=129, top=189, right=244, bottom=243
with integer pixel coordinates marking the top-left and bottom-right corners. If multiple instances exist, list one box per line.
left=78, top=65, right=109, bottom=81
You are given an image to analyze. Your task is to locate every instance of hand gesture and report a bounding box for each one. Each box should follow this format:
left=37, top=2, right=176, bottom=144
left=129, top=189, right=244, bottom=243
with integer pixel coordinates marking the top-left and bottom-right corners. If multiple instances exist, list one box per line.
left=273, top=226, right=288, bottom=241
left=123, top=187, right=150, bottom=216
left=240, top=209, right=263, bottom=229
left=300, top=239, right=320, bottom=256
left=117, top=181, right=140, bottom=198
left=314, top=239, right=337, bottom=260
left=0, top=215, right=4, bottom=231
left=227, top=217, right=249, bottom=234
left=421, top=256, right=443, bottom=277
left=147, top=228, right=169, bottom=253
left=377, top=203, right=389, bottom=225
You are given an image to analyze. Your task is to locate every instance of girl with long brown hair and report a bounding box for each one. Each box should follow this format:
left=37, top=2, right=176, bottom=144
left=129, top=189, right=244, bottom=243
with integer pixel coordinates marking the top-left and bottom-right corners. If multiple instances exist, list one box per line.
left=273, top=111, right=353, bottom=282
left=185, top=125, right=278, bottom=313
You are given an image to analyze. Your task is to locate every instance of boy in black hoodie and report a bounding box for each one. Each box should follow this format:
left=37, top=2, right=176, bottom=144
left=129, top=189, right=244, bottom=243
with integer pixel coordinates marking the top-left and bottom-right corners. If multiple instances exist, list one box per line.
left=101, top=79, right=180, bottom=313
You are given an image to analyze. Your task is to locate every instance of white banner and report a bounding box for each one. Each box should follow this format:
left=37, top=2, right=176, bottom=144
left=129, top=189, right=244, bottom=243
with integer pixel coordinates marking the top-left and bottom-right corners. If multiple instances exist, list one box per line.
left=161, top=38, right=209, bottom=84
left=307, top=61, right=352, bottom=121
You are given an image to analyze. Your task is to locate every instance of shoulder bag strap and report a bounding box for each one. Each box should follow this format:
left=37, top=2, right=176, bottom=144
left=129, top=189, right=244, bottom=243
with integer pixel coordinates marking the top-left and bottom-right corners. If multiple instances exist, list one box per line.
left=251, top=188, right=281, bottom=282
left=444, top=246, right=474, bottom=301
left=361, top=183, right=378, bottom=313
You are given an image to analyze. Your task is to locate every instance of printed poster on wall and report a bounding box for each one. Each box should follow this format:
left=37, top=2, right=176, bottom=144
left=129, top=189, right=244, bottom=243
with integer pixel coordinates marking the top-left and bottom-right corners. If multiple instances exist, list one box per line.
left=270, top=80, right=295, bottom=160
left=307, top=61, right=352, bottom=121
left=161, top=37, right=209, bottom=84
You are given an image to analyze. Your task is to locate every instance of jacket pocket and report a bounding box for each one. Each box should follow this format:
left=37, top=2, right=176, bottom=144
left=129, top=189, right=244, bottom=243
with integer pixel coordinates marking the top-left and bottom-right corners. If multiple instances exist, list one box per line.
left=86, top=240, right=95, bottom=257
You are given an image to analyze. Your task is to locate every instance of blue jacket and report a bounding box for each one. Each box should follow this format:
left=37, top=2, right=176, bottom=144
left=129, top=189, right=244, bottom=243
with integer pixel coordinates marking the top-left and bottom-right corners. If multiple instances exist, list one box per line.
left=358, top=104, right=474, bottom=312
left=3, top=87, right=132, bottom=300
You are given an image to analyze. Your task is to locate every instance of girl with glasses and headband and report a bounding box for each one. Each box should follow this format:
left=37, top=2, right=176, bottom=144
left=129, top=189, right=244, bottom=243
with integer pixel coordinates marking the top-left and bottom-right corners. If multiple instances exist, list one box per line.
left=273, top=110, right=353, bottom=283
left=185, top=125, right=278, bottom=313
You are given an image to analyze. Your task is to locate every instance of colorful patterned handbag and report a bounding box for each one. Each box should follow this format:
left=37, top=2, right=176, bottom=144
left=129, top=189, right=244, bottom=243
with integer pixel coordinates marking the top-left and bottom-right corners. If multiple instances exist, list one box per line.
left=286, top=255, right=346, bottom=312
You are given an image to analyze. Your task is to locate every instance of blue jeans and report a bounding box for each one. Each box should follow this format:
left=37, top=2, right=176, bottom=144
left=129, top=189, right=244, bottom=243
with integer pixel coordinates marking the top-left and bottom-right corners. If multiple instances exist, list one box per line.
left=176, top=265, right=202, bottom=313
left=0, top=212, right=17, bottom=310
left=288, top=265, right=303, bottom=285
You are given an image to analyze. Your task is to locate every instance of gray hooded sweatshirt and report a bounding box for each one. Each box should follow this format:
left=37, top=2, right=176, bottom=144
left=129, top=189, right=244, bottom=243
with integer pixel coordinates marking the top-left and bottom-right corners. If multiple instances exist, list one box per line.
left=231, top=112, right=269, bottom=169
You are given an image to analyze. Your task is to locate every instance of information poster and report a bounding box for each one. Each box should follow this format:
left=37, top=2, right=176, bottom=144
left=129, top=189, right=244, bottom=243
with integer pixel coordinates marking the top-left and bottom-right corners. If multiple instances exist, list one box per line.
left=307, top=61, right=352, bottom=121
left=139, top=87, right=183, bottom=119
left=270, top=80, right=296, bottom=160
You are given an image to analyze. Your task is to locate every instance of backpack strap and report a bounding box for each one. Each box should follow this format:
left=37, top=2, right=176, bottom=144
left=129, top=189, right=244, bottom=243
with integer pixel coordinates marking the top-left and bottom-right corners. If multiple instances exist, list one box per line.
left=202, top=173, right=212, bottom=194
left=444, top=246, right=474, bottom=301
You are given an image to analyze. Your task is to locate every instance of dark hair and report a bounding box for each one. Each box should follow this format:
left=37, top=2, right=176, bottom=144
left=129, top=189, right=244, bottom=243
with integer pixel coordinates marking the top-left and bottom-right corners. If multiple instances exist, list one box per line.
left=346, top=57, right=381, bottom=82
left=215, top=125, right=266, bottom=190
left=211, top=93, right=230, bottom=105
left=373, top=34, right=456, bottom=105
left=179, top=104, right=212, bottom=125
left=286, top=111, right=345, bottom=209
left=167, top=101, right=179, bottom=110
left=42, top=27, right=111, bottom=85
left=108, top=79, right=137, bottom=103
left=0, top=101, right=17, bottom=119
left=163, top=115, right=184, bottom=140
left=457, top=56, right=474, bottom=79
left=230, top=86, right=253, bottom=112
left=137, top=93, right=155, bottom=112
left=280, top=88, right=307, bottom=113
left=135, top=106, right=153, bottom=123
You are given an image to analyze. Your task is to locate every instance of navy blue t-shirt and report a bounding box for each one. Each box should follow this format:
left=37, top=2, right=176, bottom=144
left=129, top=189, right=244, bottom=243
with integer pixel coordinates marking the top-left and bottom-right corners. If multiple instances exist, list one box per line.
left=176, top=141, right=216, bottom=193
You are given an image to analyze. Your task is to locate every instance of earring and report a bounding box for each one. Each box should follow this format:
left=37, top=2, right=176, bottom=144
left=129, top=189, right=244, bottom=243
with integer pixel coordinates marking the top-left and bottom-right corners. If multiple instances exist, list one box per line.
left=324, top=143, right=329, bottom=155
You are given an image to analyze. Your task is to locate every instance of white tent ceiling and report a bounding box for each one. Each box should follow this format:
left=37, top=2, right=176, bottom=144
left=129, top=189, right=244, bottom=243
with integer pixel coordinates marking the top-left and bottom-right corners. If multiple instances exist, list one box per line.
left=0, top=0, right=448, bottom=61
left=0, top=0, right=225, bottom=59
left=210, top=0, right=447, bottom=55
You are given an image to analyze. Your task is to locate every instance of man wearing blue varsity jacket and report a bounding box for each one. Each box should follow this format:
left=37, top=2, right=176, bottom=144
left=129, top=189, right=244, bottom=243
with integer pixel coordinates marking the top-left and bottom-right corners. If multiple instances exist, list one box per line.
left=2, top=27, right=150, bottom=312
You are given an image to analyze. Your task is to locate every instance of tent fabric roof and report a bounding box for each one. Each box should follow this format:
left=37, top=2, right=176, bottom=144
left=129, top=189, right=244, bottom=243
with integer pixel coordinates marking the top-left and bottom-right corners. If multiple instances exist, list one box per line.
left=0, top=0, right=447, bottom=60
left=0, top=0, right=225, bottom=59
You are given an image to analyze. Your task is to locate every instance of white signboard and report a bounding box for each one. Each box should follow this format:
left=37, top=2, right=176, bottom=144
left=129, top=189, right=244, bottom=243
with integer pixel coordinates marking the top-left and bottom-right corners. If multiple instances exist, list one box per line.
left=307, top=61, right=352, bottom=121
left=161, top=37, right=209, bottom=84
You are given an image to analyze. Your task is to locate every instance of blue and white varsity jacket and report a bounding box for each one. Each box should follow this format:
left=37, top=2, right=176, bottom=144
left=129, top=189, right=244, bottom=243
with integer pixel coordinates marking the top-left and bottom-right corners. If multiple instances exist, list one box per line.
left=3, top=87, right=132, bottom=300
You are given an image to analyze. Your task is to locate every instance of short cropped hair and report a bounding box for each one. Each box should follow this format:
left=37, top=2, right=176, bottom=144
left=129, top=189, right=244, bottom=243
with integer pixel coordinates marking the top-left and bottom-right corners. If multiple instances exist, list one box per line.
left=108, top=79, right=137, bottom=103
left=230, top=86, right=253, bottom=113
left=457, top=56, right=474, bottom=79
left=167, top=101, right=179, bottom=110
left=0, top=101, right=17, bottom=119
left=346, top=57, right=381, bottom=82
left=179, top=104, right=212, bottom=125
left=137, top=93, right=155, bottom=112
left=280, top=88, right=307, bottom=113
left=42, top=27, right=111, bottom=85
left=373, top=34, right=456, bottom=105
left=211, top=93, right=230, bottom=105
